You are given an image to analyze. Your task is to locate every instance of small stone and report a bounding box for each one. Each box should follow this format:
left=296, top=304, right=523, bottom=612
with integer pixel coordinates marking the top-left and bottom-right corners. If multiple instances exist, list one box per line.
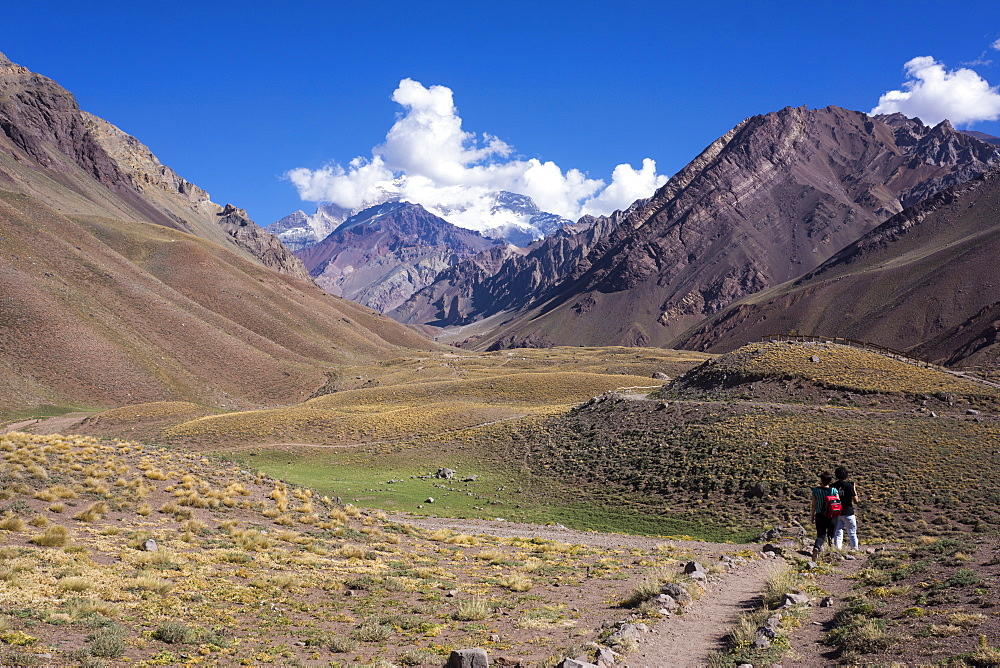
left=446, top=589, right=458, bottom=597
left=820, top=596, right=835, bottom=607
left=426, top=497, right=435, bottom=503
left=967, top=409, right=981, bottom=415
left=141, top=539, right=158, bottom=552
left=689, top=570, right=708, bottom=581
left=810, top=355, right=820, bottom=363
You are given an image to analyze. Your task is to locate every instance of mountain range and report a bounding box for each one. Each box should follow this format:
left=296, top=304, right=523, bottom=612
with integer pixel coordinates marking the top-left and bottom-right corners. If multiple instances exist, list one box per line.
left=295, top=201, right=501, bottom=313
left=385, top=106, right=999, bottom=366
left=0, top=52, right=433, bottom=413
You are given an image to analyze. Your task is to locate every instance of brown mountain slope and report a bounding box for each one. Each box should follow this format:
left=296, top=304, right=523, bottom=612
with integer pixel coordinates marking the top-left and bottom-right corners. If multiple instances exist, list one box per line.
left=673, top=169, right=1000, bottom=366
left=0, top=51, right=307, bottom=279
left=0, top=53, right=435, bottom=413
left=413, top=106, right=997, bottom=349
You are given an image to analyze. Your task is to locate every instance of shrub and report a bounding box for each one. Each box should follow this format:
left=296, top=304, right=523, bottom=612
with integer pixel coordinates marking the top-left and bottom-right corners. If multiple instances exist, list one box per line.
left=88, top=624, right=127, bottom=658
left=352, top=622, right=393, bottom=642
left=152, top=621, right=194, bottom=644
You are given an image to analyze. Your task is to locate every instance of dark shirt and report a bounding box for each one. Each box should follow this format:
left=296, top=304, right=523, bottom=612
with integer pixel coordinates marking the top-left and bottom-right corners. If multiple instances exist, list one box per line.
left=832, top=480, right=856, bottom=516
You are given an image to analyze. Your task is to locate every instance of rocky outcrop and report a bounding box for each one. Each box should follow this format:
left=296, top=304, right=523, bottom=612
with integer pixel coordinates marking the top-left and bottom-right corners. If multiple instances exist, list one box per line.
left=423, top=105, right=998, bottom=350
left=296, top=201, right=500, bottom=313
left=215, top=204, right=311, bottom=280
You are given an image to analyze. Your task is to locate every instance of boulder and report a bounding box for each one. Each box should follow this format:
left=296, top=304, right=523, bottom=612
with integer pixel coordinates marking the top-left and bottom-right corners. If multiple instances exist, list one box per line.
left=437, top=468, right=456, bottom=479
left=141, top=538, right=158, bottom=552
left=660, top=582, right=692, bottom=604
left=447, top=648, right=489, bottom=668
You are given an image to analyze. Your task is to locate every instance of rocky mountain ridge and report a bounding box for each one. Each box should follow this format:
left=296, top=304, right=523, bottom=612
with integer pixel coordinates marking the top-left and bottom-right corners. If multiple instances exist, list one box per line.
left=397, top=105, right=999, bottom=351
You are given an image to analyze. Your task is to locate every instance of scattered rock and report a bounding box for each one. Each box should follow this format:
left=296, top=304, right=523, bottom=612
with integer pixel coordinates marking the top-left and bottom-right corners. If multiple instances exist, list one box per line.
left=426, top=497, right=435, bottom=503
left=141, top=539, right=158, bottom=552
left=782, top=592, right=811, bottom=607
left=761, top=543, right=783, bottom=556
left=810, top=355, right=821, bottom=363
left=689, top=570, right=708, bottom=582
left=462, top=475, right=479, bottom=482
left=595, top=646, right=617, bottom=666
left=558, top=658, right=598, bottom=668
left=682, top=561, right=706, bottom=575
left=437, top=468, right=456, bottom=479
left=447, top=648, right=489, bottom=668
left=652, top=372, right=669, bottom=380
left=967, top=409, right=981, bottom=415
left=820, top=596, right=835, bottom=607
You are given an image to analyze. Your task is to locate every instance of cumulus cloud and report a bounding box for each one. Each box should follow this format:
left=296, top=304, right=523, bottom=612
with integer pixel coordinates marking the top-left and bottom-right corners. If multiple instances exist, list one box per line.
left=286, top=78, right=667, bottom=235
left=871, top=56, right=1000, bottom=126
left=993, top=38, right=1000, bottom=51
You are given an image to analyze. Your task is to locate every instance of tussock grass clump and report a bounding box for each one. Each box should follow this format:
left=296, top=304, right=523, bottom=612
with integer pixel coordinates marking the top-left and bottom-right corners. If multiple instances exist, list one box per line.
left=453, top=597, right=492, bottom=621
left=130, top=576, right=173, bottom=595
left=87, top=624, right=127, bottom=658
left=29, top=524, right=69, bottom=547
left=499, top=572, right=533, bottom=591
left=57, top=576, right=94, bottom=592
left=74, top=501, right=108, bottom=522
left=0, top=515, right=26, bottom=532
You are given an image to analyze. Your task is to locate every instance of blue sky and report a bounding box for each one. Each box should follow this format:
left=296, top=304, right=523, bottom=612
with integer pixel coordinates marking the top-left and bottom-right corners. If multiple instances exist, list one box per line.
left=4, top=0, right=1000, bottom=226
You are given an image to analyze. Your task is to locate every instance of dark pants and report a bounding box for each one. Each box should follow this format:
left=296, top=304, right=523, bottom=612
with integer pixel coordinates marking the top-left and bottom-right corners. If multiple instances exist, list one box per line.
left=814, top=515, right=836, bottom=551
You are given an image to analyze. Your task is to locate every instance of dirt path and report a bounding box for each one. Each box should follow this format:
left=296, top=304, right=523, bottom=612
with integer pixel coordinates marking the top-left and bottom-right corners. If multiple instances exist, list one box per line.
left=386, top=513, right=756, bottom=555
left=623, top=557, right=787, bottom=668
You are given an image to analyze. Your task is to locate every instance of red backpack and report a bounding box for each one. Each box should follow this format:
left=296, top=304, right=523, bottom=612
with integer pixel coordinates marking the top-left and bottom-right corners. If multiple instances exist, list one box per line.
left=823, top=488, right=842, bottom=519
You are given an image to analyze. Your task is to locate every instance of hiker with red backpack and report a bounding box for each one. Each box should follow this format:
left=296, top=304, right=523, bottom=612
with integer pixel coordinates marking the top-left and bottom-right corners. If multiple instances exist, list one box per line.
left=833, top=465, right=861, bottom=550
left=810, top=471, right=841, bottom=559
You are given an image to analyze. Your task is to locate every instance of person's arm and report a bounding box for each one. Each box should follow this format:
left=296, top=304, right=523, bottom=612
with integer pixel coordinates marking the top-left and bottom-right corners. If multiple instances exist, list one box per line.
left=853, top=484, right=861, bottom=504
left=810, top=490, right=816, bottom=516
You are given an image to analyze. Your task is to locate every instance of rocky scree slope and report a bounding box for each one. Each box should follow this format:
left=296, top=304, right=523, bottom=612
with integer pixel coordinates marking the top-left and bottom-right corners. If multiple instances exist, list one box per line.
left=401, top=106, right=999, bottom=350
left=675, top=167, right=1000, bottom=369
left=296, top=201, right=501, bottom=313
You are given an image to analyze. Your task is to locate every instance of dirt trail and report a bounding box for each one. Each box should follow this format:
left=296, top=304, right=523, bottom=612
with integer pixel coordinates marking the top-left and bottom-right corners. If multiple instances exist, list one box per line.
left=624, top=557, right=786, bottom=667
left=392, top=514, right=787, bottom=667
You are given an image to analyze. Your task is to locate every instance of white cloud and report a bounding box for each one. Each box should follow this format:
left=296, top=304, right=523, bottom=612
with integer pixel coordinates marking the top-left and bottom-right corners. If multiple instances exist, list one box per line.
left=992, top=38, right=1000, bottom=51
left=871, top=56, right=1000, bottom=126
left=286, top=78, right=666, bottom=234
